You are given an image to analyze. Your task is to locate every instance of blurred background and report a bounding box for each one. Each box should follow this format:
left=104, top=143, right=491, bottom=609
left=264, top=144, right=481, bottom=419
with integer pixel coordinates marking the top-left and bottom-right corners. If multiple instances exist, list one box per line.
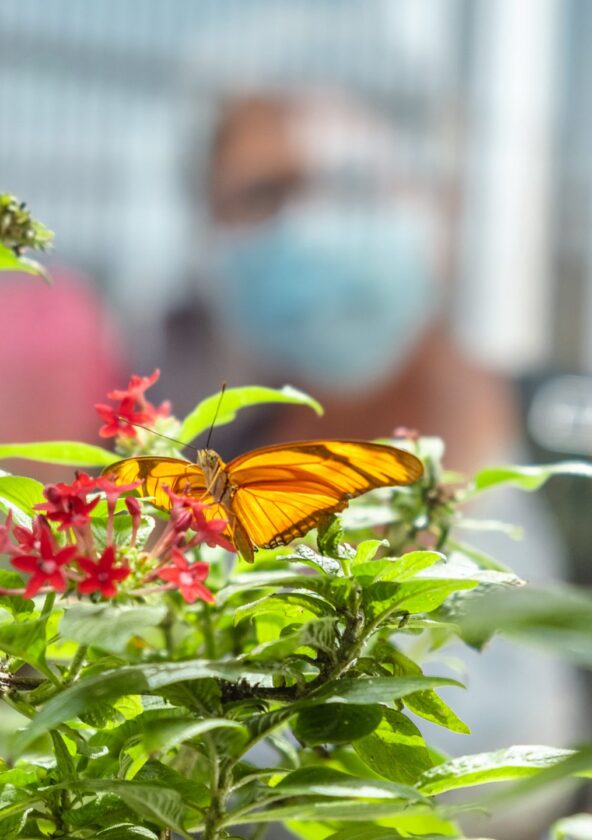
left=1, top=1, right=591, bottom=834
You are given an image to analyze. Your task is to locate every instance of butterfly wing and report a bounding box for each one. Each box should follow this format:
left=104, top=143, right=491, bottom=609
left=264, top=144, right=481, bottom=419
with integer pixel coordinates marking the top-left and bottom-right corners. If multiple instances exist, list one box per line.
left=103, top=456, right=208, bottom=508
left=102, top=457, right=231, bottom=535
left=226, top=440, right=423, bottom=549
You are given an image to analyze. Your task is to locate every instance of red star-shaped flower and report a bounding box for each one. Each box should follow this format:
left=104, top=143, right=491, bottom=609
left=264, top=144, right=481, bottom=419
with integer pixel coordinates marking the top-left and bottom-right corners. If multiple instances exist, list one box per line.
left=77, top=545, right=130, bottom=598
left=191, top=507, right=235, bottom=552
left=95, top=397, right=151, bottom=438
left=163, top=487, right=234, bottom=552
left=11, top=518, right=77, bottom=597
left=107, top=369, right=161, bottom=403
left=35, top=477, right=100, bottom=530
left=157, top=549, right=215, bottom=604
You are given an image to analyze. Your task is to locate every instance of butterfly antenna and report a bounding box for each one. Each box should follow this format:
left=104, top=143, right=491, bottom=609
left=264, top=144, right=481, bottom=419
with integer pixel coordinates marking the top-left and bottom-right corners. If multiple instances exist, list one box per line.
left=205, top=382, right=227, bottom=450
left=116, top=418, right=198, bottom=454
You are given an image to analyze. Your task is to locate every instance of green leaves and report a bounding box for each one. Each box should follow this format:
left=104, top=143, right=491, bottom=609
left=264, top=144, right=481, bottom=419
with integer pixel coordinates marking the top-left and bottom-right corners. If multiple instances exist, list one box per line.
left=178, top=384, right=323, bottom=444
left=60, top=603, right=168, bottom=654
left=274, top=766, right=427, bottom=803
left=353, top=709, right=433, bottom=785
left=15, top=659, right=275, bottom=752
left=317, top=676, right=463, bottom=705
left=458, top=584, right=592, bottom=664
left=469, top=460, right=592, bottom=495
left=0, top=475, right=45, bottom=524
left=294, top=704, right=383, bottom=745
left=418, top=745, right=585, bottom=795
left=0, top=441, right=115, bottom=467
left=52, top=779, right=190, bottom=838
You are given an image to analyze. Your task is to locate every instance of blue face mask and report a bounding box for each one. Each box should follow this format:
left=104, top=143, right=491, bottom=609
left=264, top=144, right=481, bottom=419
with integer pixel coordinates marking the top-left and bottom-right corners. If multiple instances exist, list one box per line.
left=208, top=204, right=439, bottom=393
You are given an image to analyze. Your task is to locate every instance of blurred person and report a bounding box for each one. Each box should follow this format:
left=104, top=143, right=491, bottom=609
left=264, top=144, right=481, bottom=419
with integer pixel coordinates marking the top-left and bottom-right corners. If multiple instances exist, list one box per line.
left=0, top=267, right=125, bottom=482
left=168, top=88, right=515, bottom=475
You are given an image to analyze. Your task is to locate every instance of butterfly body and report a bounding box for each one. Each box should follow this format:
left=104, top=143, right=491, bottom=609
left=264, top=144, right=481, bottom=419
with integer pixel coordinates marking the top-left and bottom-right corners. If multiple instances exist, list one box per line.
left=103, top=440, right=423, bottom=562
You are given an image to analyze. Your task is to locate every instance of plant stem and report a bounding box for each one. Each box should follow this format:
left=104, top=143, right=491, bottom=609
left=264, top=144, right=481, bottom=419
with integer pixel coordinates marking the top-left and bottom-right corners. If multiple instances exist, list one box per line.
left=202, top=602, right=216, bottom=659
left=65, top=644, right=88, bottom=684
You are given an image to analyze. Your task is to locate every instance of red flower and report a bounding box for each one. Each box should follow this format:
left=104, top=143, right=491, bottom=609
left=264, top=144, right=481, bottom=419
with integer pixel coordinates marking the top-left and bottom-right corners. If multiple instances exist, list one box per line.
left=158, top=549, right=215, bottom=604
left=11, top=518, right=77, bottom=597
left=191, top=507, right=235, bottom=553
left=162, top=486, right=233, bottom=551
left=125, top=496, right=142, bottom=546
left=77, top=545, right=130, bottom=598
left=13, top=514, right=45, bottom=553
left=95, top=398, right=151, bottom=438
left=97, top=369, right=171, bottom=438
left=35, top=477, right=100, bottom=530
left=107, top=369, right=160, bottom=404
left=96, top=475, right=141, bottom=508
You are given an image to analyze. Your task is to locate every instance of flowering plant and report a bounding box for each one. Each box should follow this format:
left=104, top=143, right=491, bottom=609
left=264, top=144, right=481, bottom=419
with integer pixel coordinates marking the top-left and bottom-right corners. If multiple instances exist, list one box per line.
left=0, top=370, right=590, bottom=840
left=1, top=203, right=591, bottom=839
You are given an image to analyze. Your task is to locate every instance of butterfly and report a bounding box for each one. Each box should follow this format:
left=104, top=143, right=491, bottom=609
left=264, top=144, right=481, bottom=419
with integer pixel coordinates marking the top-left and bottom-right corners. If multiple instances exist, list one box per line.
left=103, top=440, right=423, bottom=562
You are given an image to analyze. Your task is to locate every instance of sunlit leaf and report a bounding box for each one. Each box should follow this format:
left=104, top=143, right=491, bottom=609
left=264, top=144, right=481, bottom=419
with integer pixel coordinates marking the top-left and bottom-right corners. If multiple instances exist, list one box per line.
left=468, top=461, right=592, bottom=496
left=0, top=441, right=115, bottom=467
left=178, top=385, right=323, bottom=444
left=418, top=745, right=586, bottom=795
left=353, top=709, right=433, bottom=785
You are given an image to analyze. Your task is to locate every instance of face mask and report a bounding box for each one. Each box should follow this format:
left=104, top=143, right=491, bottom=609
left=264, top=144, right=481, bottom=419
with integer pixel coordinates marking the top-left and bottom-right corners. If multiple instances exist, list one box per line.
left=207, top=203, right=440, bottom=393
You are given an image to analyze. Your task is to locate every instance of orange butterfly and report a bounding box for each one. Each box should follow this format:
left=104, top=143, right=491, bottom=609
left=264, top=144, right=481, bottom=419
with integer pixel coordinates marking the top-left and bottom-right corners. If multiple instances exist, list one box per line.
left=103, top=440, right=423, bottom=562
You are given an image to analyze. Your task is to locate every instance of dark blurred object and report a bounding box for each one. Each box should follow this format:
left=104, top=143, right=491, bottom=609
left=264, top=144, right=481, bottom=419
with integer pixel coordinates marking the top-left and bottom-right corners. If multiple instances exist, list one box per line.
left=521, top=372, right=592, bottom=588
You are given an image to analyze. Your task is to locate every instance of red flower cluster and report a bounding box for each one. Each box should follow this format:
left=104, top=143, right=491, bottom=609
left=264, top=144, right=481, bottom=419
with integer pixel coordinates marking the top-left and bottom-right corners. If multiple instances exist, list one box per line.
left=6, top=514, right=130, bottom=599
left=95, top=369, right=170, bottom=439
left=1, top=372, right=222, bottom=606
left=2, top=470, right=219, bottom=604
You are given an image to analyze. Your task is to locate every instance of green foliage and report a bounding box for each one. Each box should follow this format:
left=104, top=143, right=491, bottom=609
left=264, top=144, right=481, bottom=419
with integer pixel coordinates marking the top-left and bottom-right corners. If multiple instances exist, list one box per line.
left=0, top=376, right=590, bottom=839
left=0, top=195, right=53, bottom=281
left=0, top=441, right=115, bottom=467
left=178, top=384, right=323, bottom=444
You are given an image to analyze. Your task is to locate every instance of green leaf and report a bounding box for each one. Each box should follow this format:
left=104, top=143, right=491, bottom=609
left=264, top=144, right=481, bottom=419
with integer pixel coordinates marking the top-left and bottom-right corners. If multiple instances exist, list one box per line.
left=51, top=780, right=189, bottom=838
left=60, top=603, right=168, bottom=654
left=234, top=592, right=333, bottom=625
left=15, top=659, right=280, bottom=751
left=366, top=578, right=477, bottom=620
left=223, top=800, right=433, bottom=827
left=469, top=460, right=592, bottom=495
left=0, top=441, right=115, bottom=467
left=178, top=385, right=323, bottom=444
left=249, top=617, right=337, bottom=660
left=324, top=829, right=405, bottom=840
left=274, top=767, right=427, bottom=803
left=49, top=731, right=75, bottom=782
left=404, top=690, right=470, bottom=734
left=458, top=584, right=592, bottom=664
left=141, top=716, right=246, bottom=755
left=418, top=745, right=583, bottom=795
left=353, top=551, right=443, bottom=584
left=294, top=704, right=383, bottom=745
left=352, top=539, right=388, bottom=566
left=353, top=709, right=432, bottom=785
left=0, top=617, right=50, bottom=676
left=0, top=243, right=50, bottom=281
left=0, top=571, right=34, bottom=616
left=479, top=745, right=592, bottom=807
left=317, top=675, right=463, bottom=705
left=91, top=514, right=155, bottom=552
left=316, top=514, right=346, bottom=559
left=93, top=826, right=160, bottom=840
left=0, top=475, right=44, bottom=521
